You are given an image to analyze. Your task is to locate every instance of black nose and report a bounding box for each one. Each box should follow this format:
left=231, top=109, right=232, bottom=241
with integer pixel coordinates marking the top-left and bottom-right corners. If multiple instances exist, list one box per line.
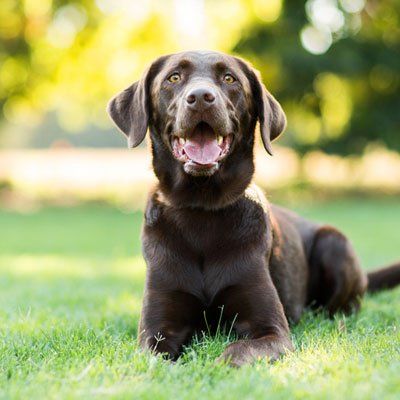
left=186, top=87, right=216, bottom=108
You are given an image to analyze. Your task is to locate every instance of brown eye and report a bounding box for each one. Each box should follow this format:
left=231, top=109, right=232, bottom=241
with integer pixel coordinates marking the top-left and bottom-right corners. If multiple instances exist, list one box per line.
left=168, top=73, right=181, bottom=83
left=224, top=74, right=236, bottom=84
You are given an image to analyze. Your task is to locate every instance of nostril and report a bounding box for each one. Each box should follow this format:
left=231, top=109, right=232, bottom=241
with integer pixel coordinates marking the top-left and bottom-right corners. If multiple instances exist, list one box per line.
left=204, top=92, right=215, bottom=103
left=186, top=94, right=196, bottom=104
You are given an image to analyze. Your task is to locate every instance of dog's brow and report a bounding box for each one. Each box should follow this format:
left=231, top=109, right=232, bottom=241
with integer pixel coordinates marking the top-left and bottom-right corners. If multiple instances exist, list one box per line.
left=214, top=61, right=229, bottom=72
left=177, top=59, right=193, bottom=69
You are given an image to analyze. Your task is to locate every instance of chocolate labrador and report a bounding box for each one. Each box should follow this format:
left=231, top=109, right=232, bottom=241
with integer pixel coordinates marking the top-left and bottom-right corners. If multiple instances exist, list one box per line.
left=107, top=51, right=400, bottom=367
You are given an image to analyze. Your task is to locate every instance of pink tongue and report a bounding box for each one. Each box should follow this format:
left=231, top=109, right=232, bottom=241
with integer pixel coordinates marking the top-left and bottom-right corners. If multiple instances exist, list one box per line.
left=183, top=124, right=221, bottom=165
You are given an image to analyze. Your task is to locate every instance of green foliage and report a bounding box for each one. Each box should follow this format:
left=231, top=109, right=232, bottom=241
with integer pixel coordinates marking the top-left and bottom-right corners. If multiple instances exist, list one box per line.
left=0, top=0, right=399, bottom=152
left=0, top=201, right=399, bottom=399
left=234, top=0, right=400, bottom=154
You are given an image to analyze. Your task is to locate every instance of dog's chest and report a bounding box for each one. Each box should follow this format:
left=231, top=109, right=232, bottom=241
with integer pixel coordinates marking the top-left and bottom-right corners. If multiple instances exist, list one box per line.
left=172, top=199, right=268, bottom=253
left=143, top=192, right=271, bottom=305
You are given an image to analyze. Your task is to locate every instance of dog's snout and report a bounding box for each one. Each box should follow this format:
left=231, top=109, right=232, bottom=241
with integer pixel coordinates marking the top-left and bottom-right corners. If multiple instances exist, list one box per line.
left=203, top=91, right=216, bottom=103
left=186, top=93, right=196, bottom=105
left=186, top=87, right=216, bottom=109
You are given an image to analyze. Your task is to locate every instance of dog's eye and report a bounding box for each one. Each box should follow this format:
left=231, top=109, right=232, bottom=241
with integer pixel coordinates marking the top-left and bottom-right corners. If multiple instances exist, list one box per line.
left=223, top=74, right=236, bottom=84
left=167, top=73, right=181, bottom=83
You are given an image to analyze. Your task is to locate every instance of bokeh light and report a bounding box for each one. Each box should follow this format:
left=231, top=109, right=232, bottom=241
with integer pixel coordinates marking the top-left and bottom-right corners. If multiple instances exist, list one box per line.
left=0, top=0, right=398, bottom=158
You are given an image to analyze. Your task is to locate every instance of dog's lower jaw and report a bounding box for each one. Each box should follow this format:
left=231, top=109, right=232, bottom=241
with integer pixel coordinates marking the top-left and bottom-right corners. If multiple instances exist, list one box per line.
left=183, top=160, right=219, bottom=177
left=152, top=141, right=255, bottom=210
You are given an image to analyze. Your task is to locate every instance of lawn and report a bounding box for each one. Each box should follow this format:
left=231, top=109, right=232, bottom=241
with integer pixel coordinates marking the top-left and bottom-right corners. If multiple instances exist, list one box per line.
left=0, top=199, right=399, bottom=399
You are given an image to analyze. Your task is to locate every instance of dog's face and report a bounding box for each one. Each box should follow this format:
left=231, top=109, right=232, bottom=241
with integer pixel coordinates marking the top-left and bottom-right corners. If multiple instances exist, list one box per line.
left=150, top=52, right=247, bottom=177
left=108, top=51, right=286, bottom=178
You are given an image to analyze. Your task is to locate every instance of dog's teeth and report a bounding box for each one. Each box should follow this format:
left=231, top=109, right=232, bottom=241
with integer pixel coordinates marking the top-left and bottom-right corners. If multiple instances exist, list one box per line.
left=179, top=138, right=185, bottom=145
left=218, top=136, right=223, bottom=145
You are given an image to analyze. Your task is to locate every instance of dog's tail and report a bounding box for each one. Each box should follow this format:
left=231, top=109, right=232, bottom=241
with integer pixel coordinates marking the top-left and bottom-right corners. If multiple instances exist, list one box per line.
left=367, top=261, right=400, bottom=293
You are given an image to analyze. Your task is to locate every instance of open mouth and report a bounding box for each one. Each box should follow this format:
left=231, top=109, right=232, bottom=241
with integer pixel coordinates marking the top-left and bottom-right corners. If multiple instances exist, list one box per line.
left=171, top=122, right=232, bottom=176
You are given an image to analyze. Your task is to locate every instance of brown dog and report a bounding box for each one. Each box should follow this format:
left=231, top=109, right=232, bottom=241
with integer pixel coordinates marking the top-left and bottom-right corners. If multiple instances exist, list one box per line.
left=107, top=51, right=400, bottom=367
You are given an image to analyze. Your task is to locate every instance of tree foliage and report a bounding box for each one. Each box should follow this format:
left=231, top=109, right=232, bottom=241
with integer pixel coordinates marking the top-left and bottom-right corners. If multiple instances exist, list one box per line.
left=0, top=0, right=399, bottom=154
left=234, top=0, right=400, bottom=154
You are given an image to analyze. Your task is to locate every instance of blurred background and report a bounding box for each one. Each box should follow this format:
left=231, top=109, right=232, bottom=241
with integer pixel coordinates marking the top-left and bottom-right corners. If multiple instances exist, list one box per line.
left=1, top=4, right=399, bottom=396
left=0, top=0, right=399, bottom=210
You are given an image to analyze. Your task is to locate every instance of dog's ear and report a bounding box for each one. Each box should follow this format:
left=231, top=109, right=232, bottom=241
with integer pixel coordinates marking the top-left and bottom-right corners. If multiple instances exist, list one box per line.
left=107, top=56, right=167, bottom=148
left=107, top=80, right=147, bottom=148
left=257, top=83, right=287, bottom=156
left=237, top=59, right=286, bottom=155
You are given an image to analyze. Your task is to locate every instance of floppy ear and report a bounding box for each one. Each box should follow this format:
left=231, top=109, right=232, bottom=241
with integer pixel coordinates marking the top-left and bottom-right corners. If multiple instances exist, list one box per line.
left=238, top=59, right=286, bottom=155
left=107, top=56, right=168, bottom=148
left=107, top=77, right=149, bottom=148
left=256, top=82, right=287, bottom=156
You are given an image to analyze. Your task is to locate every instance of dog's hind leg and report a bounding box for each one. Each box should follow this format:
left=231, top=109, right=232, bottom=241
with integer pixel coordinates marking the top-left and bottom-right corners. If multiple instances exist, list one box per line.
left=307, top=226, right=368, bottom=316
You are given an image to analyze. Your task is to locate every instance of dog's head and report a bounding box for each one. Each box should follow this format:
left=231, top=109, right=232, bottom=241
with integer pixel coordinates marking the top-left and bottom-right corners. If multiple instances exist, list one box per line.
left=108, top=51, right=286, bottom=207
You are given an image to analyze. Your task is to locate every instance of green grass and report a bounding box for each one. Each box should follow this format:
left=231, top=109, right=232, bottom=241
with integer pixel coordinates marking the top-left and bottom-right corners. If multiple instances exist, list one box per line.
left=0, top=199, right=399, bottom=399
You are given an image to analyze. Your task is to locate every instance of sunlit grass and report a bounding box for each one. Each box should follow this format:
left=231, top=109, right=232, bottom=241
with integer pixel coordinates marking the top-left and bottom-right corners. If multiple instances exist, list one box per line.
left=0, top=201, right=399, bottom=399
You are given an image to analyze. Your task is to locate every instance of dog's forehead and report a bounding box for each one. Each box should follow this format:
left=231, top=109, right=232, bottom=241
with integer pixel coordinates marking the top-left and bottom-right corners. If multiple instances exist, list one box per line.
left=162, top=51, right=242, bottom=75
left=150, top=51, right=253, bottom=96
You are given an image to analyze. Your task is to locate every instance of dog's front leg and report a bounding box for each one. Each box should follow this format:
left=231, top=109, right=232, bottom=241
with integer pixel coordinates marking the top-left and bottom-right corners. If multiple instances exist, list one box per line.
left=216, top=268, right=293, bottom=367
left=138, top=200, right=205, bottom=359
left=138, top=287, right=202, bottom=360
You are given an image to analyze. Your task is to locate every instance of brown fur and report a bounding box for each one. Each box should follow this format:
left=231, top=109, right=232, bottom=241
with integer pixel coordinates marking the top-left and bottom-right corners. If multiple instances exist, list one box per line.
left=107, top=51, right=400, bottom=366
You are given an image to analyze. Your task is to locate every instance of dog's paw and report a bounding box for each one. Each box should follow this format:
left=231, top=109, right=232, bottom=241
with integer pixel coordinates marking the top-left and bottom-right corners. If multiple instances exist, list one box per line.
left=216, top=343, right=253, bottom=367
left=217, top=337, right=292, bottom=367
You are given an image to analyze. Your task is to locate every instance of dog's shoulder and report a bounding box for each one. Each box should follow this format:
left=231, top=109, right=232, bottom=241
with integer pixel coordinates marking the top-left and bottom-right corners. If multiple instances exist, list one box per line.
left=243, top=183, right=271, bottom=215
left=144, top=188, right=171, bottom=227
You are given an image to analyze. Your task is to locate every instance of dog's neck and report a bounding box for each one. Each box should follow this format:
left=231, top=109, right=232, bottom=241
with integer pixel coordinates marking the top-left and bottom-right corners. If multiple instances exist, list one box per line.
left=150, top=136, right=255, bottom=211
